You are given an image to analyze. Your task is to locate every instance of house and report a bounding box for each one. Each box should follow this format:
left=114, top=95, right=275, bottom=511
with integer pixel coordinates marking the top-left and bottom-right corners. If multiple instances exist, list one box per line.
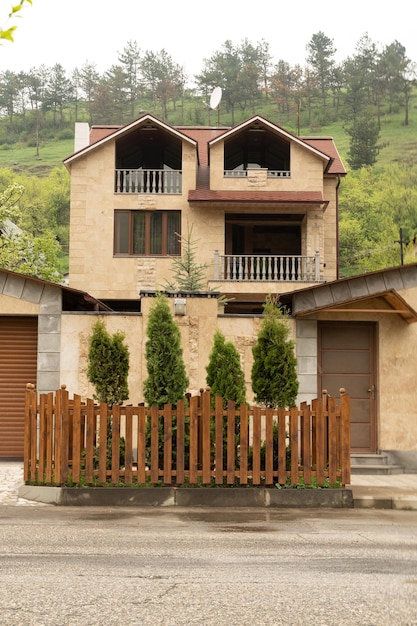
left=1, top=112, right=417, bottom=472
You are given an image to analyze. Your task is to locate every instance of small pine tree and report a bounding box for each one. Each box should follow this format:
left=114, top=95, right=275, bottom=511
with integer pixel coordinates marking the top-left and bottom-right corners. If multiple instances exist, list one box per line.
left=143, top=294, right=189, bottom=408
left=164, top=223, right=208, bottom=292
left=251, top=296, right=299, bottom=408
left=206, top=329, right=246, bottom=407
left=87, top=320, right=129, bottom=405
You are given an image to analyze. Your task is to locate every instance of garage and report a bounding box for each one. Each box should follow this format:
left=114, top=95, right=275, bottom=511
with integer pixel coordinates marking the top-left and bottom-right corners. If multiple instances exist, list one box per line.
left=0, top=316, right=38, bottom=459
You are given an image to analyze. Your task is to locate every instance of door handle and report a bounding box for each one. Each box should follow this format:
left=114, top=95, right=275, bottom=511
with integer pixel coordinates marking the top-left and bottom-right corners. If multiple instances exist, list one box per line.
left=368, top=384, right=375, bottom=400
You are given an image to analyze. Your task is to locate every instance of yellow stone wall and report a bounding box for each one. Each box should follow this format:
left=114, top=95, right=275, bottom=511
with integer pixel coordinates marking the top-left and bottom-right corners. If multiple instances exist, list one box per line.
left=68, top=130, right=338, bottom=299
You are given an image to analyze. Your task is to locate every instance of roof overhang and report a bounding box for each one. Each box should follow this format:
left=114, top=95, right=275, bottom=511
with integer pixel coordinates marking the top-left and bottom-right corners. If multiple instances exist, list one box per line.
left=188, top=190, right=328, bottom=206
left=291, top=265, right=417, bottom=324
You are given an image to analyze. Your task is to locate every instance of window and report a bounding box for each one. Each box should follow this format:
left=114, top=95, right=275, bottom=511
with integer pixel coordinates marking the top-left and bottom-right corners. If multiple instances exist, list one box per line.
left=114, top=210, right=181, bottom=256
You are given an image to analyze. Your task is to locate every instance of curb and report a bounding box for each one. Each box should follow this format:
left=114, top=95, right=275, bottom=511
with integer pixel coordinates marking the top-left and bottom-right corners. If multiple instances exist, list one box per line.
left=18, top=485, right=354, bottom=508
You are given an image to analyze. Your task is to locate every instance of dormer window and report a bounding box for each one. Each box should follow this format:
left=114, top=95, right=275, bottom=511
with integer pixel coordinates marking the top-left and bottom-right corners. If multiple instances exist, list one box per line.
left=224, top=126, right=290, bottom=178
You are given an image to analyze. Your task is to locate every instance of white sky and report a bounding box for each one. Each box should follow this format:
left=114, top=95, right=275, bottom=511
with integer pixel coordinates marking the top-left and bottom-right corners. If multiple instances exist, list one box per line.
left=1, top=0, right=415, bottom=82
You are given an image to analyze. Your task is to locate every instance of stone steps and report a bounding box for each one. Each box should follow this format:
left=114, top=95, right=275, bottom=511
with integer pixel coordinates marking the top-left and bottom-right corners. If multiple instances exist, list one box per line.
left=350, top=453, right=405, bottom=475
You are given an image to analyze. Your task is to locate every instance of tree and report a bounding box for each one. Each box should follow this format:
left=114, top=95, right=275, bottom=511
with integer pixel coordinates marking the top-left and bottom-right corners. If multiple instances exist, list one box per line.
left=306, top=31, right=336, bottom=113
left=118, top=40, right=142, bottom=119
left=164, top=224, right=208, bottom=292
left=44, top=64, right=72, bottom=128
left=143, top=294, right=188, bottom=408
left=0, top=0, right=31, bottom=43
left=251, top=297, right=298, bottom=408
left=206, top=329, right=246, bottom=407
left=0, top=182, right=63, bottom=282
left=346, top=114, right=382, bottom=169
left=77, top=61, right=100, bottom=124
left=87, top=320, right=129, bottom=405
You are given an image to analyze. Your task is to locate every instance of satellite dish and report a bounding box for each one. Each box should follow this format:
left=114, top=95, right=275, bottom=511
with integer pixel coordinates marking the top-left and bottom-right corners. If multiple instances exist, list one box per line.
left=210, top=87, right=222, bottom=110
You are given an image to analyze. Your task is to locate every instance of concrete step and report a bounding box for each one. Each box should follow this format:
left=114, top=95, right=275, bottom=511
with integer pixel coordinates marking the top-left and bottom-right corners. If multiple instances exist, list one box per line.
left=350, top=453, right=405, bottom=475
left=351, top=463, right=405, bottom=475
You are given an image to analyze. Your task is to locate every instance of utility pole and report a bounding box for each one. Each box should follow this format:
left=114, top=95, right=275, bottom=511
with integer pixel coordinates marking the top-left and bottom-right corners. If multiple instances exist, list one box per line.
left=395, top=228, right=408, bottom=265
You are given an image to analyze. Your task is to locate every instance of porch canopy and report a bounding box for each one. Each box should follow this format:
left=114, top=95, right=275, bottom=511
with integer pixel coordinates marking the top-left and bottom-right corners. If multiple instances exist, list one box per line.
left=289, top=264, right=417, bottom=324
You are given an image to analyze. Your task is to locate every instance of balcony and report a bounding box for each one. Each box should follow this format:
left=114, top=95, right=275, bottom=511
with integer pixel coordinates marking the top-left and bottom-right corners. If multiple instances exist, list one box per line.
left=213, top=252, right=321, bottom=282
left=115, top=169, right=182, bottom=194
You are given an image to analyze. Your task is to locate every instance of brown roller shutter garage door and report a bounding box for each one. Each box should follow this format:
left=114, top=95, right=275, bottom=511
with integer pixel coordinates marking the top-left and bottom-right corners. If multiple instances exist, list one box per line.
left=0, top=317, right=38, bottom=459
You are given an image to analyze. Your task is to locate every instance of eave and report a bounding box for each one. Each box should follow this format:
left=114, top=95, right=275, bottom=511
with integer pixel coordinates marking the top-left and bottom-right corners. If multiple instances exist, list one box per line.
left=188, top=190, right=328, bottom=206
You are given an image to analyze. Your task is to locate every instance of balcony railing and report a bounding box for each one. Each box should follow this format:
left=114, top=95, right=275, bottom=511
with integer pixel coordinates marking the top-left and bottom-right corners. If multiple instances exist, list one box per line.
left=224, top=170, right=291, bottom=178
left=115, top=169, right=182, bottom=194
left=213, top=252, right=321, bottom=282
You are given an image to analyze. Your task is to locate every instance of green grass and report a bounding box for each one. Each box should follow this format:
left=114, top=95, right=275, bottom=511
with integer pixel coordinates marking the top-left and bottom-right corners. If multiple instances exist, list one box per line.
left=0, top=138, right=74, bottom=175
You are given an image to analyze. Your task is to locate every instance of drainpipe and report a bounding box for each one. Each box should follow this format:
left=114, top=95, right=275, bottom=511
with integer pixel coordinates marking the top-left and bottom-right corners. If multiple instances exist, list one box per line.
left=335, top=175, right=341, bottom=279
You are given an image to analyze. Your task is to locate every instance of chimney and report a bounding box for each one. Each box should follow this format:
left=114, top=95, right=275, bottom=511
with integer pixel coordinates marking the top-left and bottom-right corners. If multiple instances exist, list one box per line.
left=74, top=122, right=90, bottom=152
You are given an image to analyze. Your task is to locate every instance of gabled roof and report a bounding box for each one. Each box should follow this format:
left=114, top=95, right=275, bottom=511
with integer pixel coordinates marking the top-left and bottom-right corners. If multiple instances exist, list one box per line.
left=63, top=113, right=198, bottom=169
left=208, top=115, right=334, bottom=170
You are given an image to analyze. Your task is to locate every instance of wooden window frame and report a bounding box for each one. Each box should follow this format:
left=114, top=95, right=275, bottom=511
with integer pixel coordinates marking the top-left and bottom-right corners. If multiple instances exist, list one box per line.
left=114, top=210, right=181, bottom=256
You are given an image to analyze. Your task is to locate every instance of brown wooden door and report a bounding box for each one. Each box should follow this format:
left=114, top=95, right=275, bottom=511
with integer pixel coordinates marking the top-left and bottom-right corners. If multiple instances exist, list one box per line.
left=0, top=317, right=38, bottom=459
left=318, top=322, right=377, bottom=453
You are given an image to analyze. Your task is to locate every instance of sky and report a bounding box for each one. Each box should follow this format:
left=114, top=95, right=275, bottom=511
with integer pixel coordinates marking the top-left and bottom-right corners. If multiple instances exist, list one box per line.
left=1, top=0, right=416, bottom=83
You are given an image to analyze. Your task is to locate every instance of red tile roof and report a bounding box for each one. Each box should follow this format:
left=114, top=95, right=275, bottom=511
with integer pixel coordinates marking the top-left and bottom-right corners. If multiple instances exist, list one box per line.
left=188, top=189, right=326, bottom=204
left=302, top=137, right=346, bottom=175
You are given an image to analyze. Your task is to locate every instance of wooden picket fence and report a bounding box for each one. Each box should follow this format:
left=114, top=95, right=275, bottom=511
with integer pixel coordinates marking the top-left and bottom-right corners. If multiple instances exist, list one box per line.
left=24, top=384, right=351, bottom=487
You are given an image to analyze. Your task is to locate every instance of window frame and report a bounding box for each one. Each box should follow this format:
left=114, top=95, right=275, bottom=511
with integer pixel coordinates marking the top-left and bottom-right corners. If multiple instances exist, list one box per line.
left=114, top=210, right=181, bottom=257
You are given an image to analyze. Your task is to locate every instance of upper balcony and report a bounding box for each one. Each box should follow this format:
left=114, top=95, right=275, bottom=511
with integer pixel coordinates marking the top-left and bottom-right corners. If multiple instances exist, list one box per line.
left=115, top=169, right=182, bottom=194
left=115, top=123, right=183, bottom=195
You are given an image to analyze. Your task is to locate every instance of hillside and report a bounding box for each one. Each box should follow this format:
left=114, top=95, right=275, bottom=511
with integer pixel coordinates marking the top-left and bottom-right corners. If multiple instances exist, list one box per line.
left=0, top=93, right=416, bottom=175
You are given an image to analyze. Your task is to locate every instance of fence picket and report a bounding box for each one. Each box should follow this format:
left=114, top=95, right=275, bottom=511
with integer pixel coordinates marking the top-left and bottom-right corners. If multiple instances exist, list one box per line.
left=278, top=408, right=287, bottom=485
left=137, top=406, right=146, bottom=484
left=71, top=395, right=82, bottom=484
left=202, top=391, right=211, bottom=485
left=227, top=400, right=236, bottom=485
left=84, top=398, right=95, bottom=484
left=290, top=407, right=299, bottom=485
left=125, top=407, right=133, bottom=485
left=98, top=403, right=108, bottom=484
left=45, top=392, right=53, bottom=484
left=175, top=400, right=185, bottom=485
left=163, top=404, right=172, bottom=485
left=328, top=397, right=338, bottom=484
left=252, top=407, right=261, bottom=485
left=215, top=396, right=224, bottom=485
left=265, top=408, right=274, bottom=485
left=189, top=396, right=199, bottom=484
left=240, top=403, right=249, bottom=485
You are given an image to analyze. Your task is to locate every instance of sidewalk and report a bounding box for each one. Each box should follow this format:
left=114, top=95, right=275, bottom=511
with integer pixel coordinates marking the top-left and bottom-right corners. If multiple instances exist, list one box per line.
left=1, top=461, right=416, bottom=509
left=348, top=473, right=417, bottom=510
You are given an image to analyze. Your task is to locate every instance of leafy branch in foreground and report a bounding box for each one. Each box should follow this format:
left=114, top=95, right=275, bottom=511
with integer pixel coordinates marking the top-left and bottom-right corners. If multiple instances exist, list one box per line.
left=0, top=1, right=32, bottom=43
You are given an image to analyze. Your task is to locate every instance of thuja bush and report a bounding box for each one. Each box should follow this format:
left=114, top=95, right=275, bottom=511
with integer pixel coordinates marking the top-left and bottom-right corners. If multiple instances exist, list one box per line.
left=251, top=296, right=299, bottom=409
left=143, top=294, right=189, bottom=467
left=87, top=320, right=129, bottom=405
left=87, top=320, right=129, bottom=468
left=206, top=328, right=246, bottom=408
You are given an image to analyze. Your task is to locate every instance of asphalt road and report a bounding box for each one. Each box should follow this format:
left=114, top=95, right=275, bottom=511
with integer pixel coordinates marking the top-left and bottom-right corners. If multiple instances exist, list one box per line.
left=0, top=506, right=416, bottom=626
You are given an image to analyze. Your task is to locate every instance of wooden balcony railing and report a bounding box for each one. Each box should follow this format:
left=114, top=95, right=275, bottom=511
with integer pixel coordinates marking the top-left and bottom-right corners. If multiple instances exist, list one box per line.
left=115, top=169, right=182, bottom=194
left=213, top=252, right=322, bottom=282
